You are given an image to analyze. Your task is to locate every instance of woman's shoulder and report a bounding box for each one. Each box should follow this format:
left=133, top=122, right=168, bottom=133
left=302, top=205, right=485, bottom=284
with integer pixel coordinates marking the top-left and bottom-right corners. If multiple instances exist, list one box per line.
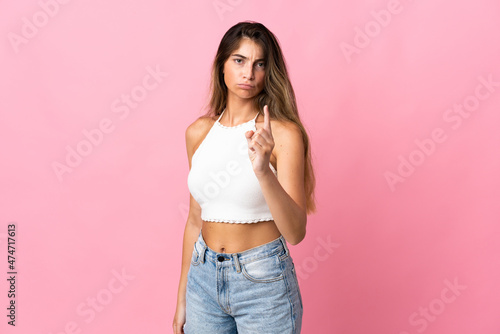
left=265, top=118, right=302, bottom=143
left=272, top=118, right=301, bottom=132
left=186, top=113, right=217, bottom=133
left=185, top=114, right=218, bottom=155
left=268, top=118, right=304, bottom=157
left=186, top=115, right=215, bottom=131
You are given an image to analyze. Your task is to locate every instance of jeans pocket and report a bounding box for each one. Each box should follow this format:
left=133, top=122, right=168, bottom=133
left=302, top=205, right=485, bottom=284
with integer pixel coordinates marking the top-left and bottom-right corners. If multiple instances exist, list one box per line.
left=241, top=254, right=284, bottom=283
left=190, top=242, right=201, bottom=266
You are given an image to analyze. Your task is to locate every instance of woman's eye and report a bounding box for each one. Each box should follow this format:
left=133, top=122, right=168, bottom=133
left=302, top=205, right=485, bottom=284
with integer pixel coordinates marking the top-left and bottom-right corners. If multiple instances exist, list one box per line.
left=256, top=62, right=265, bottom=68
left=234, top=59, right=242, bottom=64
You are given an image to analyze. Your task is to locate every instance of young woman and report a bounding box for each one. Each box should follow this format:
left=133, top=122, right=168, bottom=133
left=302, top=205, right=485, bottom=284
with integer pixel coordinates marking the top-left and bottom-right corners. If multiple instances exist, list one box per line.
left=173, top=21, right=316, bottom=334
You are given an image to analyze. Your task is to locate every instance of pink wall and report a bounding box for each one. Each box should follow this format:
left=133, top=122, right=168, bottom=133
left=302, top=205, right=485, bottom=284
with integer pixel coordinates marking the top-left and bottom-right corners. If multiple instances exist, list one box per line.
left=1, top=0, right=499, bottom=333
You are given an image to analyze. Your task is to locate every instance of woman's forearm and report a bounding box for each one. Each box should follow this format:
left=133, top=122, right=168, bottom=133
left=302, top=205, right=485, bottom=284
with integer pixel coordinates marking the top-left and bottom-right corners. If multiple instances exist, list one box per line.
left=256, top=166, right=307, bottom=245
left=176, top=221, right=201, bottom=304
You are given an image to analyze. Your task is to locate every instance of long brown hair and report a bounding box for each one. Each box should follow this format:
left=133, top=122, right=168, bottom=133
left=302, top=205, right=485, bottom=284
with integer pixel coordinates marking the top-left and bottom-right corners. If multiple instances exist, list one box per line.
left=201, top=20, right=317, bottom=214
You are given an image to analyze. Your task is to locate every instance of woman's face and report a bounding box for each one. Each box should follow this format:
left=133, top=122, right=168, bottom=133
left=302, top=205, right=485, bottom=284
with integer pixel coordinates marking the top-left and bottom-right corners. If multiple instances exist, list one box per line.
left=223, top=38, right=266, bottom=100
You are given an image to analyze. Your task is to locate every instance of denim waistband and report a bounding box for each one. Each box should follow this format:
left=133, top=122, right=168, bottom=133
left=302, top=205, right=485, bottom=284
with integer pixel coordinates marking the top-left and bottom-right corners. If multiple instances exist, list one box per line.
left=194, top=229, right=290, bottom=267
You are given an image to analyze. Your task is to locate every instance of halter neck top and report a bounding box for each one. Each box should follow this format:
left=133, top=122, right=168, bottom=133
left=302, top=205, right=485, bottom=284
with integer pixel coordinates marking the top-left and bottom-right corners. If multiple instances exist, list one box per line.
left=187, top=109, right=278, bottom=223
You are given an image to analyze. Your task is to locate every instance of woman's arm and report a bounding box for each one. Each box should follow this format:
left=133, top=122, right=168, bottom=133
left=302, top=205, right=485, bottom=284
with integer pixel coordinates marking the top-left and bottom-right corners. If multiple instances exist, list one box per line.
left=175, top=208, right=201, bottom=305
left=255, top=120, right=308, bottom=245
left=173, top=203, right=201, bottom=334
left=176, top=119, right=207, bottom=302
left=173, top=119, right=205, bottom=333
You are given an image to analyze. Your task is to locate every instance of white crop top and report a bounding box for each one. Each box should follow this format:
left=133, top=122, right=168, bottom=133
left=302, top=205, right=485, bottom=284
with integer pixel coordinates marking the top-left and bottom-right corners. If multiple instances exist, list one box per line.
left=187, top=108, right=278, bottom=223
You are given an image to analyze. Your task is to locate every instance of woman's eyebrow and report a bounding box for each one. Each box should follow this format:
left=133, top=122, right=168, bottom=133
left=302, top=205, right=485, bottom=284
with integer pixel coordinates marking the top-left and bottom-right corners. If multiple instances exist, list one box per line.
left=231, top=53, right=265, bottom=61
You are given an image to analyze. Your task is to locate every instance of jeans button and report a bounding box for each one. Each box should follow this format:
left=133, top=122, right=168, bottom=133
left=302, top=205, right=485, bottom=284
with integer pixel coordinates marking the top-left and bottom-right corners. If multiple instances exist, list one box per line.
left=217, top=256, right=225, bottom=262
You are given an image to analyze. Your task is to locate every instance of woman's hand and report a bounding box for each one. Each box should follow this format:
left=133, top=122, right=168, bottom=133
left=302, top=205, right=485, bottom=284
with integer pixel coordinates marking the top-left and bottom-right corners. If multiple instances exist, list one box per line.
left=245, top=105, right=275, bottom=177
left=172, top=301, right=186, bottom=333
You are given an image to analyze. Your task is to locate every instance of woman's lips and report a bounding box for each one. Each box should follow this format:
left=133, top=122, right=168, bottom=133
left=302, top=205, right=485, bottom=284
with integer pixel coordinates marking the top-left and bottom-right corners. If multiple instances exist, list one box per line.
left=238, top=84, right=254, bottom=89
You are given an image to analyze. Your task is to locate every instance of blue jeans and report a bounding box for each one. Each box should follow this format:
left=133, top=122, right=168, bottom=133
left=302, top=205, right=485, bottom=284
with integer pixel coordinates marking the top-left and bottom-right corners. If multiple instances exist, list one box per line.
left=184, top=229, right=303, bottom=334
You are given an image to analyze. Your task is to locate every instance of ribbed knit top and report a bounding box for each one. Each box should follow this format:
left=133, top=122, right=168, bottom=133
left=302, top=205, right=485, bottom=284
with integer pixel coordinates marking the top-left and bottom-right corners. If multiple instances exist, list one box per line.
left=187, top=109, right=277, bottom=223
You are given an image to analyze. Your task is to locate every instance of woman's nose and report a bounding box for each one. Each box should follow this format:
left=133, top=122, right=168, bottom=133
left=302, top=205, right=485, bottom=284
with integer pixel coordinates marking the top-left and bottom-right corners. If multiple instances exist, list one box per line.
left=242, top=63, right=254, bottom=79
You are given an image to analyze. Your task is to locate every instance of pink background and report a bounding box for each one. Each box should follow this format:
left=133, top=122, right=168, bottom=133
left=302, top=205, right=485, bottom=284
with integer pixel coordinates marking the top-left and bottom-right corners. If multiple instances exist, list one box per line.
left=1, top=0, right=499, bottom=333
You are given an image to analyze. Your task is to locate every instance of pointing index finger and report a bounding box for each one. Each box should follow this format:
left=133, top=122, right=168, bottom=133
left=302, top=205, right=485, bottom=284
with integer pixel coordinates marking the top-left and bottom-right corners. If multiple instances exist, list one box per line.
left=264, top=105, right=271, bottom=132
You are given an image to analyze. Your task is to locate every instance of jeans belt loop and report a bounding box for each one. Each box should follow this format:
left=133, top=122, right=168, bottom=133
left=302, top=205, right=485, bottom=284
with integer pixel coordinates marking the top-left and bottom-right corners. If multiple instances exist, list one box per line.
left=232, top=253, right=241, bottom=273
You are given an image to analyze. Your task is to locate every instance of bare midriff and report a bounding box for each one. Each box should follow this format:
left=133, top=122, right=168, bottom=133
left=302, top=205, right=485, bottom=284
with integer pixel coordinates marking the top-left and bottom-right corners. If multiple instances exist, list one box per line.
left=201, top=220, right=282, bottom=254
